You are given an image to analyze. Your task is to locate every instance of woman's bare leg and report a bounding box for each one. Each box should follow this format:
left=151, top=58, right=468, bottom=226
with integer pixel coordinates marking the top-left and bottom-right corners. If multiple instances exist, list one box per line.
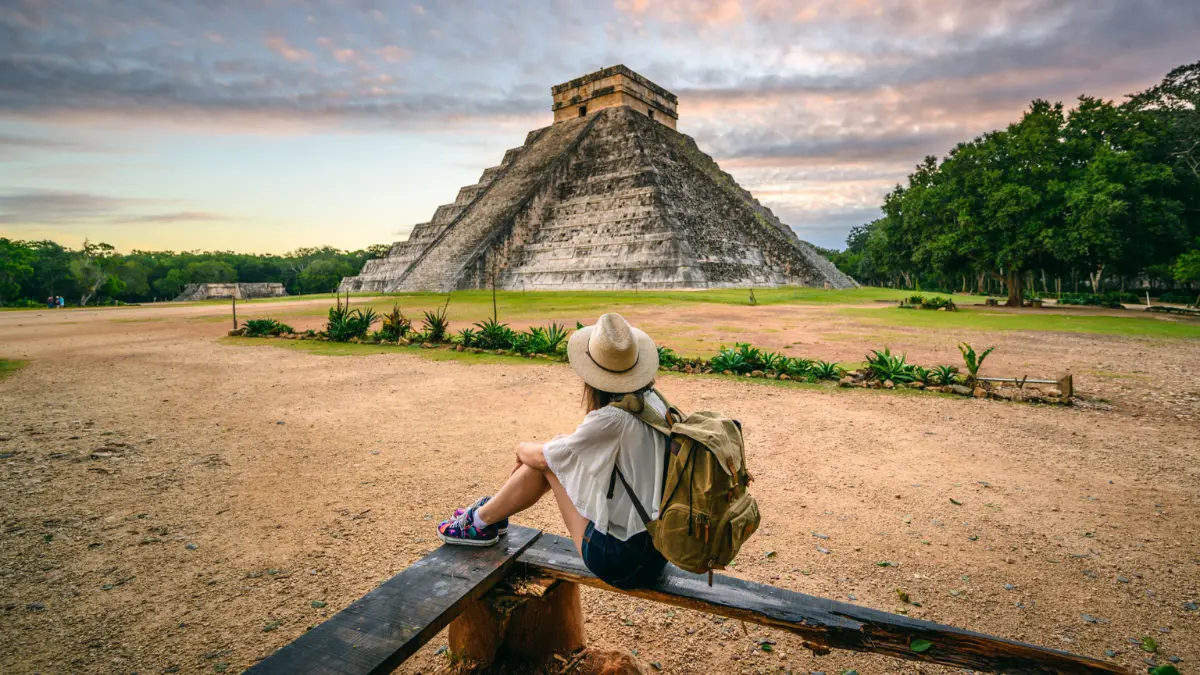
left=544, top=471, right=590, bottom=554
left=475, top=464, right=590, bottom=555
left=476, top=464, right=550, bottom=524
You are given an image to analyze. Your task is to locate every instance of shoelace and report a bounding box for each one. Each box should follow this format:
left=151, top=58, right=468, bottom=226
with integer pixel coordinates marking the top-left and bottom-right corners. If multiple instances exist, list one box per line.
left=450, top=510, right=473, bottom=533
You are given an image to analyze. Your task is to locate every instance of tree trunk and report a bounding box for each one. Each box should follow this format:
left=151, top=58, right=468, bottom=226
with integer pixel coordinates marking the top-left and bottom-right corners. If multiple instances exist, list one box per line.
left=1090, top=265, right=1104, bottom=294
left=449, top=577, right=585, bottom=669
left=1005, top=269, right=1023, bottom=307
left=976, top=272, right=986, bottom=295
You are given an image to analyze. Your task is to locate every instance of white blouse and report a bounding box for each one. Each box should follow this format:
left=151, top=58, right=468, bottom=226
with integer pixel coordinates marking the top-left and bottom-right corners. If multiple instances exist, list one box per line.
left=543, top=392, right=668, bottom=541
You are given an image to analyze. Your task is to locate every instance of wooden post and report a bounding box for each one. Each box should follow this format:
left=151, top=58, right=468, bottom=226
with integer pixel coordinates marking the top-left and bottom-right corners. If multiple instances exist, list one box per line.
left=232, top=294, right=237, bottom=329
left=1057, top=373, right=1074, bottom=399
left=449, top=576, right=585, bottom=668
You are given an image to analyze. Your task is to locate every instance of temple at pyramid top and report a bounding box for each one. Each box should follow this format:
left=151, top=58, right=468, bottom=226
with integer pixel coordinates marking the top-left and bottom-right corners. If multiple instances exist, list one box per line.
left=339, top=66, right=854, bottom=293
left=551, top=65, right=679, bottom=129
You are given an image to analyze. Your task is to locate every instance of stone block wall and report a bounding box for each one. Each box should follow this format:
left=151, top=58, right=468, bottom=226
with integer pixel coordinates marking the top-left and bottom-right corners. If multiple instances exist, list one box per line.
left=175, top=283, right=287, bottom=301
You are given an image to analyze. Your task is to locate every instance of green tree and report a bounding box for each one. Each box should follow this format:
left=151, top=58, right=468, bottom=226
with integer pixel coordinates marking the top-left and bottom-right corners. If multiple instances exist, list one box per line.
left=184, top=260, right=237, bottom=284
left=0, top=238, right=35, bottom=303
left=297, top=258, right=355, bottom=294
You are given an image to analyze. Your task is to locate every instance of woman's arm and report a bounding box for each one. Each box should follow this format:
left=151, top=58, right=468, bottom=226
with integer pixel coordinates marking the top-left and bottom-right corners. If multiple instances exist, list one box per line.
left=516, top=441, right=548, bottom=472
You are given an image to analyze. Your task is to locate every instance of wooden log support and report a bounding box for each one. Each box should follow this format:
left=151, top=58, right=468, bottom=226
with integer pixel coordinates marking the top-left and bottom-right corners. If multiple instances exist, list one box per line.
left=517, top=533, right=1130, bottom=675
left=245, top=526, right=540, bottom=675
left=449, top=575, right=585, bottom=667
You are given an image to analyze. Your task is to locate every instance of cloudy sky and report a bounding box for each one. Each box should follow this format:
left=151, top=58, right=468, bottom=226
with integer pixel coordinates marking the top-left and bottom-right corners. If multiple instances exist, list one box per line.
left=1, top=0, right=1197, bottom=253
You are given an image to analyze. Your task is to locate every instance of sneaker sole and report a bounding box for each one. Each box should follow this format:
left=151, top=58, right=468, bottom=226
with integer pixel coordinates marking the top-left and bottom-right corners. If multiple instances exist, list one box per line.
left=437, top=531, right=499, bottom=547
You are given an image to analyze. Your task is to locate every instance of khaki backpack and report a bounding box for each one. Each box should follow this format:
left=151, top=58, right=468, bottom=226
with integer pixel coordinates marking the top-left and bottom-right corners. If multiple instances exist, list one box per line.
left=608, top=390, right=760, bottom=584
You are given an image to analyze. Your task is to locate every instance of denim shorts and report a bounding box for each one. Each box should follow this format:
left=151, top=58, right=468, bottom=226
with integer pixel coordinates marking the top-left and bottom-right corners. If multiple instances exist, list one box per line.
left=581, top=521, right=668, bottom=590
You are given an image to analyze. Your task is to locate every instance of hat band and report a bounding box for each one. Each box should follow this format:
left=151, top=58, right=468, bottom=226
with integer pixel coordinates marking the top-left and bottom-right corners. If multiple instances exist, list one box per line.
left=586, top=347, right=639, bottom=374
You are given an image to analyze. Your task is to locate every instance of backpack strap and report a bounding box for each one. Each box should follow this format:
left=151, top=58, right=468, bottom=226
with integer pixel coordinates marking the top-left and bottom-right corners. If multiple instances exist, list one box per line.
left=605, top=388, right=673, bottom=526
left=607, top=465, right=652, bottom=526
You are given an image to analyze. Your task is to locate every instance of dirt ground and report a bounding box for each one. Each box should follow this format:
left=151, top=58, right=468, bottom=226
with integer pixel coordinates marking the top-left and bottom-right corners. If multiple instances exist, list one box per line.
left=1, top=298, right=1197, bottom=675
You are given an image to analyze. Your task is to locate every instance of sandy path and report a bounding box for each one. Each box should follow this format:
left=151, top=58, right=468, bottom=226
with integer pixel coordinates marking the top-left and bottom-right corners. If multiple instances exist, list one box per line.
left=0, top=304, right=1197, bottom=674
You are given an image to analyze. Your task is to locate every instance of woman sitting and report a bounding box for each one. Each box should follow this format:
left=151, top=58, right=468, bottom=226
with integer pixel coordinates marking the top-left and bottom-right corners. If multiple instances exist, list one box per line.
left=437, top=313, right=669, bottom=589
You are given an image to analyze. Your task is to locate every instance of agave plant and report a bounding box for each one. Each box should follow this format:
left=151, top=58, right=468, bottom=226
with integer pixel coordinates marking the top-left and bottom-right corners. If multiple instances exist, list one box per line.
left=958, top=342, right=995, bottom=382
left=761, top=351, right=787, bottom=372
left=657, top=345, right=682, bottom=368
left=324, top=296, right=378, bottom=342
left=931, top=364, right=960, bottom=385
left=865, top=347, right=916, bottom=383
left=456, top=328, right=477, bottom=347
left=379, top=304, right=412, bottom=341
left=782, top=357, right=813, bottom=378
left=543, top=322, right=571, bottom=353
left=473, top=317, right=515, bottom=350
left=811, top=360, right=843, bottom=380
left=244, top=318, right=294, bottom=337
left=906, top=294, right=926, bottom=306
left=420, top=300, right=451, bottom=343
left=734, top=343, right=766, bottom=370
left=923, top=296, right=957, bottom=311
left=911, top=365, right=931, bottom=384
left=709, top=347, right=750, bottom=374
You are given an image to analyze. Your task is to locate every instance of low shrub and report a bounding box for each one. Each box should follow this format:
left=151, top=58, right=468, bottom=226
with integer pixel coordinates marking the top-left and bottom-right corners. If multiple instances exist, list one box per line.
left=865, top=347, right=916, bottom=383
left=930, top=364, right=960, bottom=385
left=324, top=297, right=377, bottom=342
left=379, top=305, right=412, bottom=341
left=421, top=300, right=451, bottom=342
left=473, top=318, right=515, bottom=350
left=958, top=342, right=995, bottom=382
left=811, top=360, right=843, bottom=380
left=244, top=318, right=294, bottom=337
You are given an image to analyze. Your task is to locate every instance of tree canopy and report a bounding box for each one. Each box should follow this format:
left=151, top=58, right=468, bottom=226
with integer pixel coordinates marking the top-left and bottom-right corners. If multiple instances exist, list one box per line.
left=0, top=241, right=384, bottom=307
left=827, top=61, right=1200, bottom=306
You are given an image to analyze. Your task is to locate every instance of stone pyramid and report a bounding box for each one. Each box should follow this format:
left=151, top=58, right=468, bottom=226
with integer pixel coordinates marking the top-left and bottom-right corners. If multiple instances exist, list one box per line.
left=340, top=66, right=855, bottom=292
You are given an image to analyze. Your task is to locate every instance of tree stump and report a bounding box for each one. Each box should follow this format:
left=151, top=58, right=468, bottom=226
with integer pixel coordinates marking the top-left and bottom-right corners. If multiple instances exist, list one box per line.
left=449, top=575, right=585, bottom=669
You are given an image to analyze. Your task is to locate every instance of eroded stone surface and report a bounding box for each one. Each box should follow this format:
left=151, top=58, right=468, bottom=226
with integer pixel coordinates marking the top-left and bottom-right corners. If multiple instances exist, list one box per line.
left=339, top=67, right=856, bottom=293
left=175, top=283, right=287, bottom=301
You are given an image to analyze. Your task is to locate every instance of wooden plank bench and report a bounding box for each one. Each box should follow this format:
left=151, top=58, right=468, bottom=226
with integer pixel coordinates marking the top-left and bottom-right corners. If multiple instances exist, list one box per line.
left=251, top=525, right=1130, bottom=674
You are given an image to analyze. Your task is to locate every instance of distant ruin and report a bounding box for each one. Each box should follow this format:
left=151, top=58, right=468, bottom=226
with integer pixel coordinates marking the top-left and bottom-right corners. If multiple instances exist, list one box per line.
left=175, top=283, right=288, bottom=301
left=339, top=65, right=855, bottom=293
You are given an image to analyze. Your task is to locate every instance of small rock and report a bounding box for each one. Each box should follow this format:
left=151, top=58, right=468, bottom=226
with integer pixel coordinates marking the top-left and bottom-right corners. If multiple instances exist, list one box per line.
left=26, top=602, right=45, bottom=611
left=883, top=379, right=895, bottom=389
left=1105, top=650, right=1117, bottom=657
left=817, top=547, right=831, bottom=555
left=434, top=645, right=448, bottom=656
left=1183, top=601, right=1197, bottom=611
left=949, top=384, right=972, bottom=396
left=1117, top=576, right=1130, bottom=583
left=972, top=387, right=987, bottom=398
left=276, top=420, right=285, bottom=425
left=311, top=600, right=327, bottom=609
left=185, top=543, right=198, bottom=551
left=812, top=532, right=829, bottom=540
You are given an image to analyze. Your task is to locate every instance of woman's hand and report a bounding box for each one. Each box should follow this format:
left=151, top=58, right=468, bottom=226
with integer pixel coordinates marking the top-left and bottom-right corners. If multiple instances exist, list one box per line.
left=516, top=442, right=548, bottom=472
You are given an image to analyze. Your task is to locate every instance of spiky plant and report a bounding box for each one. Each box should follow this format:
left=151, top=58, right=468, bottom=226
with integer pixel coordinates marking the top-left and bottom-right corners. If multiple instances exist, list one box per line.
left=931, top=364, right=960, bottom=385
left=709, top=347, right=750, bottom=374
left=958, top=342, right=995, bottom=382
left=865, top=347, right=916, bottom=383
left=657, top=345, right=682, bottom=368
left=473, top=318, right=515, bottom=350
left=420, top=300, right=450, bottom=342
left=811, top=360, right=843, bottom=380
left=782, top=357, right=814, bottom=378
left=543, top=322, right=570, bottom=353
left=380, top=304, right=412, bottom=341
left=456, top=328, right=477, bottom=347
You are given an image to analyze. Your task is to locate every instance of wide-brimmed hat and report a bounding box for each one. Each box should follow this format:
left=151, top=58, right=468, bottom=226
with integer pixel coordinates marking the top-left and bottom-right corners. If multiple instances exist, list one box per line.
left=567, top=313, right=659, bottom=393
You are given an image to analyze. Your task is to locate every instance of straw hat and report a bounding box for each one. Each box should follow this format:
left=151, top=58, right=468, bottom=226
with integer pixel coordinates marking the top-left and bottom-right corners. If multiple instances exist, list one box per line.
left=567, top=313, right=659, bottom=393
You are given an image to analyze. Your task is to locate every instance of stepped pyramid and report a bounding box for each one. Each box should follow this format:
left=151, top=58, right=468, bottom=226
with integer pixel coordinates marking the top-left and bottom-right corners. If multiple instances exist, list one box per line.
left=340, top=65, right=855, bottom=292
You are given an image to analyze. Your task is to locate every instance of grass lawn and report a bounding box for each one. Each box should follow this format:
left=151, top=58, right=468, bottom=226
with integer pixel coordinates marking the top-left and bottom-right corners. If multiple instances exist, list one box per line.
left=840, top=306, right=1200, bottom=339
left=261, top=287, right=986, bottom=320
left=0, top=359, right=28, bottom=380
left=219, top=337, right=550, bottom=366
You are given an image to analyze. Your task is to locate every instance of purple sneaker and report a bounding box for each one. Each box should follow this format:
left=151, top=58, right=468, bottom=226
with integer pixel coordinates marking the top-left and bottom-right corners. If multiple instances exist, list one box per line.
left=437, top=506, right=499, bottom=547
left=454, top=496, right=508, bottom=535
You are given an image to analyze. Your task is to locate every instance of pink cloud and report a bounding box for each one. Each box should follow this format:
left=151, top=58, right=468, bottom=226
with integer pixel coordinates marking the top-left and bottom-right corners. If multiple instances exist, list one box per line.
left=264, top=36, right=313, bottom=62
left=377, top=45, right=411, bottom=62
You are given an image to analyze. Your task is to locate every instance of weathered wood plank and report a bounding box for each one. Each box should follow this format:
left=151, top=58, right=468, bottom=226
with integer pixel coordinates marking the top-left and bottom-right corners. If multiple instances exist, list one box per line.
left=246, top=526, right=541, bottom=675
left=516, top=533, right=1129, bottom=675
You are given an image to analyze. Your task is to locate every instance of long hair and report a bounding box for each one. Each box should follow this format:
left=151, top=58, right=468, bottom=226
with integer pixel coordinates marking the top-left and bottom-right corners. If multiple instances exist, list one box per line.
left=582, top=381, right=656, bottom=413
left=582, top=383, right=619, bottom=413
